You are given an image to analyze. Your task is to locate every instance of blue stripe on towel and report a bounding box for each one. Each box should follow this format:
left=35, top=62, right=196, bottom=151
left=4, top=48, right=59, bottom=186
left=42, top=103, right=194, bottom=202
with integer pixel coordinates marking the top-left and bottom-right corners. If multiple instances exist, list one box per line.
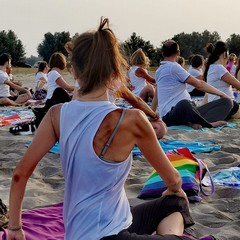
left=132, top=139, right=221, bottom=156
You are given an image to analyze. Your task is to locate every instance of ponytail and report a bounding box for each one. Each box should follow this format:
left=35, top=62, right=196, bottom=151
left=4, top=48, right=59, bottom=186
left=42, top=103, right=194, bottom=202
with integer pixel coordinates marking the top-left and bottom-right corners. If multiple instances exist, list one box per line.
left=69, top=17, right=128, bottom=95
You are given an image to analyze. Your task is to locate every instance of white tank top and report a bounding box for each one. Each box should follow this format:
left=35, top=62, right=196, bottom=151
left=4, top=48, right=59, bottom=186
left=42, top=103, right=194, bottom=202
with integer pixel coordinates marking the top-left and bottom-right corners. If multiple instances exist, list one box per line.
left=128, top=65, right=147, bottom=96
left=60, top=100, right=132, bottom=239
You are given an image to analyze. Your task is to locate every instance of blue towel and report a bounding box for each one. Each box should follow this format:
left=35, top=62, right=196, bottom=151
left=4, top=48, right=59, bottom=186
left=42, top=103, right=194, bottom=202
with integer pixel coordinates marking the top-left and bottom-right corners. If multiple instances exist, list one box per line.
left=25, top=141, right=60, bottom=154
left=27, top=139, right=221, bottom=156
left=202, top=166, right=240, bottom=189
left=168, top=122, right=236, bottom=132
left=132, top=139, right=221, bottom=156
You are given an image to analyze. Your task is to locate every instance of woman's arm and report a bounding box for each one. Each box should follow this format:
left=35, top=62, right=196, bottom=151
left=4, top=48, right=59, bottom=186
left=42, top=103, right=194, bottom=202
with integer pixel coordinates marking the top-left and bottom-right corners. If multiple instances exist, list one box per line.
left=8, top=107, right=59, bottom=239
left=36, top=77, right=47, bottom=90
left=117, top=85, right=157, bottom=118
left=56, top=77, right=74, bottom=92
left=151, top=88, right=158, bottom=112
left=135, top=67, right=156, bottom=85
left=5, top=80, right=32, bottom=98
left=133, top=111, right=186, bottom=200
left=221, top=72, right=240, bottom=90
left=186, top=75, right=231, bottom=99
left=117, top=86, right=167, bottom=139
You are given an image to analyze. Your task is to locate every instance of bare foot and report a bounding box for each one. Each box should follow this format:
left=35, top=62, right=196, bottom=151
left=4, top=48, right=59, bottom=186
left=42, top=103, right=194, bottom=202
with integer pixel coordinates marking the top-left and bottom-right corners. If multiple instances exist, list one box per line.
left=211, top=121, right=227, bottom=128
left=188, top=122, right=202, bottom=130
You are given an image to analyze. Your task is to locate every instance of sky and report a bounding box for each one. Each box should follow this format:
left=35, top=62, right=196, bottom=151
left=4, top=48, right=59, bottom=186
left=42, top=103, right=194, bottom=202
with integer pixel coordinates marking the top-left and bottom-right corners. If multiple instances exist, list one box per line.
left=2, top=0, right=240, bottom=57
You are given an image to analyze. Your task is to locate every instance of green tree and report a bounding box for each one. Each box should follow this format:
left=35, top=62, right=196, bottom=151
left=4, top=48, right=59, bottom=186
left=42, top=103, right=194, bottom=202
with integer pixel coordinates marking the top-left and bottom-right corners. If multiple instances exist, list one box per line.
left=37, top=31, right=71, bottom=62
left=226, top=34, right=240, bottom=56
left=123, top=32, right=155, bottom=65
left=26, top=55, right=42, bottom=66
left=172, top=30, right=221, bottom=60
left=0, top=30, right=26, bottom=66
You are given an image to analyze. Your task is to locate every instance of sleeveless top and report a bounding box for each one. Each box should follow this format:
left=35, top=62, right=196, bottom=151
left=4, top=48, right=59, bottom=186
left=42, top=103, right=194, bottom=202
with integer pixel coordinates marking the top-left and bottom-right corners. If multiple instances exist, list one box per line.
left=60, top=100, right=133, bottom=240
left=128, top=65, right=148, bottom=96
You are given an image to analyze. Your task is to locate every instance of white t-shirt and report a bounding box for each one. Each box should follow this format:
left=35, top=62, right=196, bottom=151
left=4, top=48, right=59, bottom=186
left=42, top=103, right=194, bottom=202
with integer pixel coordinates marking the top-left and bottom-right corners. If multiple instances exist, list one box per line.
left=186, top=67, right=203, bottom=93
left=207, top=64, right=233, bottom=102
left=128, top=66, right=147, bottom=96
left=34, top=72, right=48, bottom=91
left=155, top=61, right=191, bottom=117
left=46, top=69, right=61, bottom=100
left=0, top=70, right=11, bottom=97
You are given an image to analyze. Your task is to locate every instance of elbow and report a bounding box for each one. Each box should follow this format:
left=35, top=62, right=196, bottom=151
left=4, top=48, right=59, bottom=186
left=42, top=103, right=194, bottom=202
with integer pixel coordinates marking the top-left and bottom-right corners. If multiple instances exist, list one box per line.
left=12, top=167, right=31, bottom=184
left=151, top=121, right=168, bottom=139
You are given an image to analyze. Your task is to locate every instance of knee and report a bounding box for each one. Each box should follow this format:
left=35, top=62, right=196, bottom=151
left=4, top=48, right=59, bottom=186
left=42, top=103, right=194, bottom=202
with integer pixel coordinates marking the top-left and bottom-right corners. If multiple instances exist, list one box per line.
left=220, top=98, right=234, bottom=108
left=174, top=100, right=194, bottom=113
left=0, top=98, right=13, bottom=106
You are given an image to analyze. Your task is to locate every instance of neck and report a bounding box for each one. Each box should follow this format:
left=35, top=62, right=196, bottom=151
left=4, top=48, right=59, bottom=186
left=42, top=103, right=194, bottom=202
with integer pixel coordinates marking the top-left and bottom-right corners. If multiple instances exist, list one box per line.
left=77, top=87, right=108, bottom=101
left=215, top=57, right=227, bottom=66
left=163, top=55, right=178, bottom=62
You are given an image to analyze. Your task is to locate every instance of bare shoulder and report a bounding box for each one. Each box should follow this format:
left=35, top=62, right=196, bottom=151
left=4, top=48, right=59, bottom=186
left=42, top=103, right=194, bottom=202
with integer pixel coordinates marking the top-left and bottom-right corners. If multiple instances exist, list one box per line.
left=124, top=108, right=150, bottom=128
left=124, top=108, right=146, bottom=119
left=48, top=103, right=63, bottom=139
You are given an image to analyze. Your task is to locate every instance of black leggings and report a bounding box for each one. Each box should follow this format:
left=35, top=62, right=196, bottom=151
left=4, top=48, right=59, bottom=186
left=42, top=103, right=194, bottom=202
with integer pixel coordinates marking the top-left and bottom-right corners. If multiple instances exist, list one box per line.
left=33, top=87, right=71, bottom=127
left=162, top=98, right=233, bottom=127
left=101, top=196, right=194, bottom=240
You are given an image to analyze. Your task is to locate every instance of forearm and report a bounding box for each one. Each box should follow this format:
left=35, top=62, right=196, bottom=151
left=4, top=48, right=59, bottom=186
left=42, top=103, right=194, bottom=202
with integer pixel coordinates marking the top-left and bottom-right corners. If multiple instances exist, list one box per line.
left=197, top=82, right=227, bottom=98
left=8, top=171, right=28, bottom=228
left=165, top=169, right=182, bottom=193
left=127, top=94, right=157, bottom=118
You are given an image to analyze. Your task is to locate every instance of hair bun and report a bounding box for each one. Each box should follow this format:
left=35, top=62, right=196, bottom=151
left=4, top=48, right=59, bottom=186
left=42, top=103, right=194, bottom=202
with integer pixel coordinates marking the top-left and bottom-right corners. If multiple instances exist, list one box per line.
left=206, top=43, right=214, bottom=54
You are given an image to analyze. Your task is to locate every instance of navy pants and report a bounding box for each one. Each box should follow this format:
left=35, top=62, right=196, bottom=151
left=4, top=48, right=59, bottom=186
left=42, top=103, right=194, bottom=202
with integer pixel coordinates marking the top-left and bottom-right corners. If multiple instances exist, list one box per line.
left=162, top=98, right=234, bottom=127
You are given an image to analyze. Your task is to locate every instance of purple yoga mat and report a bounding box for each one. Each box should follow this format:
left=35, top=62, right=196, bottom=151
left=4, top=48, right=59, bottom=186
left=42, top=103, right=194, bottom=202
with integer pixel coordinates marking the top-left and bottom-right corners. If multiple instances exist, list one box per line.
left=0, top=202, right=64, bottom=240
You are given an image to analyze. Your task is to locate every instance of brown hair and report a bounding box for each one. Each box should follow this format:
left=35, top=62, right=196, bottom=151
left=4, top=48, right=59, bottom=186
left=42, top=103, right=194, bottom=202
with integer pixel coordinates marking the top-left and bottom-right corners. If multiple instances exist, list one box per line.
left=68, top=17, right=128, bottom=95
left=48, top=52, right=66, bottom=70
left=38, top=61, right=48, bottom=72
left=204, top=41, right=228, bottom=80
left=130, top=48, right=149, bottom=68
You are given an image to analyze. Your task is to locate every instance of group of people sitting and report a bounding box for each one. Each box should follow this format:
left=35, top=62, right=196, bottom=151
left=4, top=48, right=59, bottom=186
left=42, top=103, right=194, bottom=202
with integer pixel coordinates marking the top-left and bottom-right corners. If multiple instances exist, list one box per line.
left=128, top=40, right=240, bottom=130
left=5, top=18, right=240, bottom=240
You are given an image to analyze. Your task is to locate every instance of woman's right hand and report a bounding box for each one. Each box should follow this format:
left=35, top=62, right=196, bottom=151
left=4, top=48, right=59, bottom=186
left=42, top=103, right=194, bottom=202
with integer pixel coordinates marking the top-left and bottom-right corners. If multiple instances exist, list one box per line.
left=162, top=188, right=189, bottom=206
left=7, top=229, right=26, bottom=240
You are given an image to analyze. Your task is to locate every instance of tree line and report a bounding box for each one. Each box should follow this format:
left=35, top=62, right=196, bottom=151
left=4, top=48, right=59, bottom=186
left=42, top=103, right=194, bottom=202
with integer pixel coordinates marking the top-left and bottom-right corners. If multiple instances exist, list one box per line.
left=1, top=29, right=240, bottom=67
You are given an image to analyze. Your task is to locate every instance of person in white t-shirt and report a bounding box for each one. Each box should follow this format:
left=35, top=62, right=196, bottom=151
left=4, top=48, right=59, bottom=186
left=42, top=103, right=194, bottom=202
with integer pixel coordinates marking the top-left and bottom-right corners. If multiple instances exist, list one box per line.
left=204, top=41, right=240, bottom=118
left=32, top=61, right=49, bottom=100
left=128, top=48, right=155, bottom=102
left=186, top=55, right=205, bottom=97
left=0, top=53, right=32, bottom=106
left=33, top=52, right=75, bottom=127
left=151, top=40, right=234, bottom=129
left=33, top=61, right=48, bottom=91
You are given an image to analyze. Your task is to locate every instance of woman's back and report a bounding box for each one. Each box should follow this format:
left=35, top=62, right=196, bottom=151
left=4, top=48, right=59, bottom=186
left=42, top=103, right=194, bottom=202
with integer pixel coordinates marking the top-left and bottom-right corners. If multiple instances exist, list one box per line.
left=59, top=100, right=135, bottom=239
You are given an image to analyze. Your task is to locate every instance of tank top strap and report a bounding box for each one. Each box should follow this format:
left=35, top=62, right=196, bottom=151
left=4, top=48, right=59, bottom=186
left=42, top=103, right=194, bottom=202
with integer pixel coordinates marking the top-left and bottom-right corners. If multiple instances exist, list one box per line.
left=99, top=109, right=126, bottom=159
